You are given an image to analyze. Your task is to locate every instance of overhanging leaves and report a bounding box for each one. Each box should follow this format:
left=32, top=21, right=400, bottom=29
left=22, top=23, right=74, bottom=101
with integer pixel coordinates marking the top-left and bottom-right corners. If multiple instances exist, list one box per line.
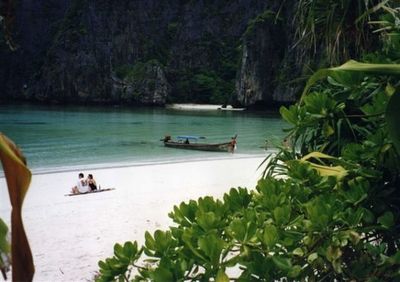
left=386, top=91, right=400, bottom=152
left=0, top=133, right=34, bottom=281
left=301, top=60, right=400, bottom=101
left=300, top=152, right=348, bottom=179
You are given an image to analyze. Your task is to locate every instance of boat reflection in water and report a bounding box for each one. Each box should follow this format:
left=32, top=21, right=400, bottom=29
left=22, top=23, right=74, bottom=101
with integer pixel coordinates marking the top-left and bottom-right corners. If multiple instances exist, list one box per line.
left=161, top=135, right=237, bottom=153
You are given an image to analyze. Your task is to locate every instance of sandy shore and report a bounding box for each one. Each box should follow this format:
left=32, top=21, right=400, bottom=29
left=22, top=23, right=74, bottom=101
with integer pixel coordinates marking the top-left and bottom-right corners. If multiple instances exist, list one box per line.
left=0, top=156, right=266, bottom=281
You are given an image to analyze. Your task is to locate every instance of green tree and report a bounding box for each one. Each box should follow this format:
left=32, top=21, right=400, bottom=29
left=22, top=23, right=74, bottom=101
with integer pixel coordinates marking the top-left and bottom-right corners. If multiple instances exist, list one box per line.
left=293, top=0, right=385, bottom=65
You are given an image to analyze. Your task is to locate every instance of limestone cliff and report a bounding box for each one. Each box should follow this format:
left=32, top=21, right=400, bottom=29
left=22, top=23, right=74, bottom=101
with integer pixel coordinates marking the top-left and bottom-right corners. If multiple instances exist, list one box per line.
left=236, top=10, right=287, bottom=106
left=0, top=0, right=304, bottom=106
left=0, top=0, right=72, bottom=101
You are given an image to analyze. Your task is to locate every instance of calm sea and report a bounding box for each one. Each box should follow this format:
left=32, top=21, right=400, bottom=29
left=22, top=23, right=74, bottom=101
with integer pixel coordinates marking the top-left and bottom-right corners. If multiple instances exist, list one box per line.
left=0, top=104, right=286, bottom=175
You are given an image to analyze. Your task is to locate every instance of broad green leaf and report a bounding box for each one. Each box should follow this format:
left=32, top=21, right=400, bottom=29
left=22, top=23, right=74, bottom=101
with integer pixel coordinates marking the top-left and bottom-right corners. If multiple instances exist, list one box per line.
left=385, top=83, right=395, bottom=96
left=114, top=243, right=129, bottom=263
left=288, top=265, right=302, bottom=278
left=348, top=231, right=361, bottom=245
left=155, top=230, right=173, bottom=254
left=0, top=219, right=9, bottom=252
left=303, top=162, right=347, bottom=179
left=145, top=231, right=156, bottom=250
left=300, top=152, right=347, bottom=179
left=387, top=250, right=400, bottom=265
left=307, top=252, right=318, bottom=263
left=301, top=60, right=400, bottom=101
left=309, top=163, right=346, bottom=177
left=361, top=89, right=389, bottom=116
left=301, top=151, right=337, bottom=161
left=198, top=196, right=222, bottom=213
left=197, top=211, right=217, bottom=231
left=323, top=122, right=335, bottom=137
left=326, top=246, right=343, bottom=262
left=301, top=68, right=330, bottom=102
left=292, top=248, right=304, bottom=257
left=198, top=234, right=224, bottom=265
left=280, top=106, right=298, bottom=125
left=98, top=260, right=109, bottom=270
left=306, top=195, right=337, bottom=229
left=273, top=206, right=291, bottom=226
left=272, top=256, right=292, bottom=271
left=328, top=70, right=364, bottom=88
left=169, top=201, right=198, bottom=226
left=0, top=133, right=34, bottom=281
left=216, top=269, right=229, bottom=282
left=332, top=259, right=343, bottom=273
left=123, top=241, right=138, bottom=258
left=263, top=225, right=278, bottom=248
left=145, top=230, right=174, bottom=257
left=181, top=231, right=207, bottom=262
left=223, top=187, right=251, bottom=210
left=377, top=211, right=394, bottom=228
left=229, top=219, right=246, bottom=241
left=0, top=218, right=10, bottom=276
left=152, top=267, right=174, bottom=282
left=343, top=179, right=369, bottom=205
left=304, top=92, right=338, bottom=117
left=386, top=91, right=400, bottom=152
left=345, top=208, right=365, bottom=227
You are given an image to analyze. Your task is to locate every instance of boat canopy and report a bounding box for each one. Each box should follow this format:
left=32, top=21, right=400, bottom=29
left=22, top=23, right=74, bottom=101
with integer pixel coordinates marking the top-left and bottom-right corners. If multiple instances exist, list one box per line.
left=177, top=135, right=205, bottom=140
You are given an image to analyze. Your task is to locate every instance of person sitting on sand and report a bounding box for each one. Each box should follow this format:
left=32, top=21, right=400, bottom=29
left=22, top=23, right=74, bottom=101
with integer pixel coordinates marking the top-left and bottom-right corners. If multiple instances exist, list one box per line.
left=87, top=174, right=97, bottom=191
left=71, top=173, right=89, bottom=194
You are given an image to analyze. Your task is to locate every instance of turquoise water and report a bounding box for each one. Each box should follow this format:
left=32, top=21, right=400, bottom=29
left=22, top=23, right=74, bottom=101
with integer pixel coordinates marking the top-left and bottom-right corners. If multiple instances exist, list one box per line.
left=0, top=104, right=286, bottom=174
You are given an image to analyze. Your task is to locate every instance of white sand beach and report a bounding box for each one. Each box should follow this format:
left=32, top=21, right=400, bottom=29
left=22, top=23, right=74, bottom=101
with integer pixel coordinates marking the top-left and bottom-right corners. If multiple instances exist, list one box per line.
left=0, top=156, right=266, bottom=281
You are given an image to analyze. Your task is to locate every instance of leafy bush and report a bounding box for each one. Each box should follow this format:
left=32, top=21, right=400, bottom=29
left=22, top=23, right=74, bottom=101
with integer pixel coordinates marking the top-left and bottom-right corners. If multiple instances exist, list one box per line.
left=97, top=5, right=400, bottom=281
left=96, top=58, right=400, bottom=281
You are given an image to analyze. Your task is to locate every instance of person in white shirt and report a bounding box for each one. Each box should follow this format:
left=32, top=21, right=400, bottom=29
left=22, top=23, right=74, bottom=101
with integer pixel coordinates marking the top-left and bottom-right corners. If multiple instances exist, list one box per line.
left=71, top=173, right=89, bottom=194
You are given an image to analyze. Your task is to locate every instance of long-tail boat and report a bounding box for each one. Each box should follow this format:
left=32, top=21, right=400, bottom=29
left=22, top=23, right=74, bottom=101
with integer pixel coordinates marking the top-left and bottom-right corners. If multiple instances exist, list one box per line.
left=161, top=135, right=237, bottom=152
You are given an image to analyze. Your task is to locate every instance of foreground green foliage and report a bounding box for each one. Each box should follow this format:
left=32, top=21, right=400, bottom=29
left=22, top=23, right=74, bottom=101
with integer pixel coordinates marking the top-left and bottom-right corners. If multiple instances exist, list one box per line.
left=293, top=0, right=381, bottom=65
left=96, top=63, right=400, bottom=282
left=97, top=4, right=400, bottom=281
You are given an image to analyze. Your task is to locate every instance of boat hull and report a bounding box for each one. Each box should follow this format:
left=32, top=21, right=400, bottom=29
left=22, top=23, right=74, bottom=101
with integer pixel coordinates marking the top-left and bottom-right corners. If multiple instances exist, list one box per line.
left=164, top=141, right=234, bottom=152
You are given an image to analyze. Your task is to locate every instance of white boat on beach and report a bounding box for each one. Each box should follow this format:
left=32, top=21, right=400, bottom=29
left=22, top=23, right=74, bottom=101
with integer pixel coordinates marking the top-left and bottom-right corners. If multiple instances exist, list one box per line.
left=166, top=104, right=246, bottom=111
left=166, top=103, right=222, bottom=110
left=218, top=105, right=246, bottom=111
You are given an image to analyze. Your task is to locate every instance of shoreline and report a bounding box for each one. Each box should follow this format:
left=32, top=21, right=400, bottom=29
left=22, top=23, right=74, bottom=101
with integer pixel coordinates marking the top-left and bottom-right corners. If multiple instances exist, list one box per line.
left=0, top=152, right=272, bottom=178
left=0, top=156, right=268, bottom=281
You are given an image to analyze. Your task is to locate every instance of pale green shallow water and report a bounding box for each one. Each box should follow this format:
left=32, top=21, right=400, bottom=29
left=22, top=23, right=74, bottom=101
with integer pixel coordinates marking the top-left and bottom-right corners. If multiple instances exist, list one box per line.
left=0, top=104, right=286, bottom=174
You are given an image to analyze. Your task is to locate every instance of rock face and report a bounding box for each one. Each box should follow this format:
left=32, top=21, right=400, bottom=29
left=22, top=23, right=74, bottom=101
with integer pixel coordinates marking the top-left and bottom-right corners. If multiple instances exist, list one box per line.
left=0, top=0, right=72, bottom=102
left=111, top=61, right=168, bottom=105
left=236, top=11, right=287, bottom=106
left=1, top=0, right=306, bottom=106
